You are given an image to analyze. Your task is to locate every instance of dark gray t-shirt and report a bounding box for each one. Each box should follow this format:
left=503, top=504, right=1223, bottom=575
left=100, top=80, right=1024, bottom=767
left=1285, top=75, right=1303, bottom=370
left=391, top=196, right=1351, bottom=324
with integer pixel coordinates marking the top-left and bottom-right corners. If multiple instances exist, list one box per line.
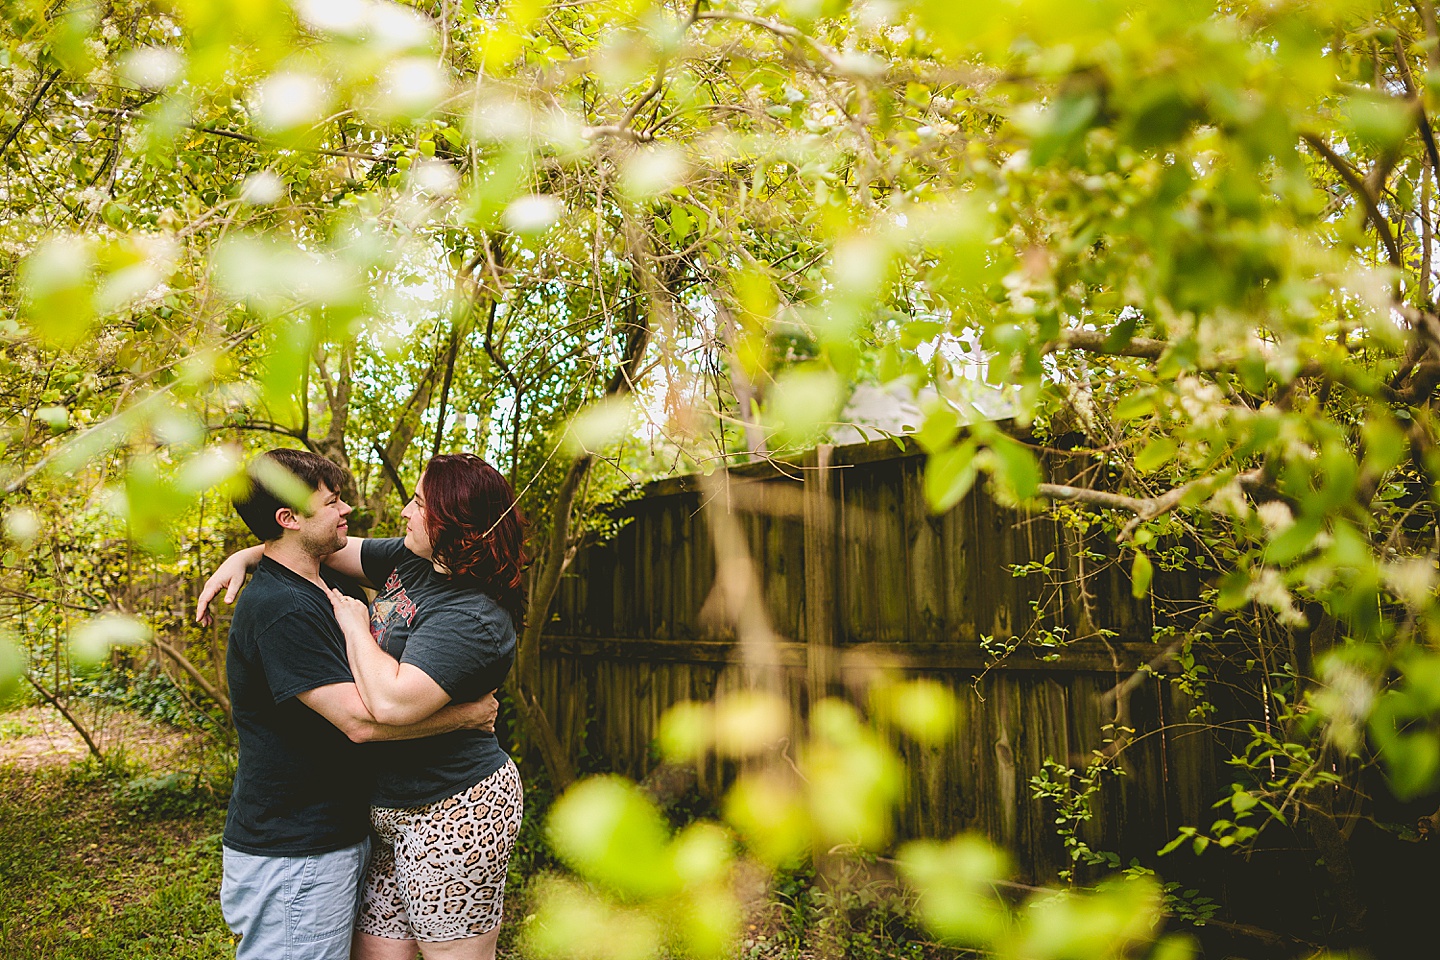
left=223, top=557, right=372, bottom=856
left=361, top=537, right=516, bottom=808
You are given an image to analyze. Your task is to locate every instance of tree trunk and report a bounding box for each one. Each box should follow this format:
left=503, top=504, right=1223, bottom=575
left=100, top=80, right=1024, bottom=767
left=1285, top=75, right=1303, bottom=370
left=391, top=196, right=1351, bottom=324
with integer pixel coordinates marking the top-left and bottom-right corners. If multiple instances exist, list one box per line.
left=511, top=297, right=653, bottom=791
left=362, top=349, right=446, bottom=528
left=312, top=339, right=359, bottom=509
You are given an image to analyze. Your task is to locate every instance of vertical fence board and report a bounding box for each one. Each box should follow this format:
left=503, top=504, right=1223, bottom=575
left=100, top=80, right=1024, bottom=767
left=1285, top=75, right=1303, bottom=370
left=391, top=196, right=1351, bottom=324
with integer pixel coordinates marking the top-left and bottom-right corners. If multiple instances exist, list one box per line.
left=536, top=441, right=1225, bottom=884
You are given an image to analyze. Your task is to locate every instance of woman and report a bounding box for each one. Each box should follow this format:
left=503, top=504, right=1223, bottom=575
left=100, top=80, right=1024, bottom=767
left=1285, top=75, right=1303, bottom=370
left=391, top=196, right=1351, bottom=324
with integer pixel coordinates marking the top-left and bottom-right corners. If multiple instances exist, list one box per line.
left=204, top=453, right=527, bottom=960
left=328, top=453, right=526, bottom=960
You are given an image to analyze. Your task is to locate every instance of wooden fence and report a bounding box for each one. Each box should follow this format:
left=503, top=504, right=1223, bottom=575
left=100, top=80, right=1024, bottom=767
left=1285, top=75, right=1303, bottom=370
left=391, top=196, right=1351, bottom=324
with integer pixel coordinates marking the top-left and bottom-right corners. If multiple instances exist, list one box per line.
left=536, top=438, right=1236, bottom=882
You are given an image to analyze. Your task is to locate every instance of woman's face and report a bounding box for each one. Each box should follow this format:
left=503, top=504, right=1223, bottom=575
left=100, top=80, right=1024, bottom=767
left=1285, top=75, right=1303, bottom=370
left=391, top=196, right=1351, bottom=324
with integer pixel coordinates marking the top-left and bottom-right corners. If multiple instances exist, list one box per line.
left=401, top=473, right=435, bottom=560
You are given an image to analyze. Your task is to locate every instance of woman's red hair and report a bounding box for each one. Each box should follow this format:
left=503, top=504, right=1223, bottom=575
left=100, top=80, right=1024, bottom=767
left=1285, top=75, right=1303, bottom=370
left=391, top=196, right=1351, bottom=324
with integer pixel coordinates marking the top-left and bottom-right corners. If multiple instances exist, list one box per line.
left=420, top=453, right=528, bottom=625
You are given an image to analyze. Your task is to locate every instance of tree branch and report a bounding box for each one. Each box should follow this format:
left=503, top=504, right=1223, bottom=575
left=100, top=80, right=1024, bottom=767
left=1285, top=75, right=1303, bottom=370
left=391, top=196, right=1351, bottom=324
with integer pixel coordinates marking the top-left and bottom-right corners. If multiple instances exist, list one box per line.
left=84, top=105, right=394, bottom=164
left=26, top=675, right=103, bottom=761
left=1055, top=328, right=1327, bottom=378
left=1301, top=131, right=1404, bottom=269
left=371, top=441, right=409, bottom=504
left=153, top=637, right=232, bottom=719
left=1037, top=468, right=1265, bottom=540
left=695, top=10, right=847, bottom=73
left=0, top=69, right=60, bottom=159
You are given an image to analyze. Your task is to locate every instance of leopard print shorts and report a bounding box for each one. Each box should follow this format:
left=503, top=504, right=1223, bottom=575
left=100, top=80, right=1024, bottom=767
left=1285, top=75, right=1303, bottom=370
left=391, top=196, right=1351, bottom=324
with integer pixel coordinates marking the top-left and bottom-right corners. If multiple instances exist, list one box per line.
left=356, top=760, right=524, bottom=943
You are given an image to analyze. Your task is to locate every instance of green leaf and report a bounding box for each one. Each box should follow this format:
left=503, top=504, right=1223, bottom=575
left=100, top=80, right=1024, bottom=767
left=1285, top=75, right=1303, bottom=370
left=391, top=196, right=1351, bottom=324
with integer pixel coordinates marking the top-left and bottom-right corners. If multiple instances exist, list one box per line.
left=1135, top=437, right=1179, bottom=474
left=1131, top=551, right=1154, bottom=599
left=1362, top=415, right=1407, bottom=477
left=871, top=679, right=959, bottom=746
left=1265, top=514, right=1322, bottom=566
left=669, top=204, right=694, bottom=242
left=70, top=613, right=151, bottom=666
left=1216, top=569, right=1251, bottom=610
left=247, top=455, right=319, bottom=514
left=0, top=635, right=23, bottom=705
left=1113, top=392, right=1154, bottom=421
left=988, top=434, right=1041, bottom=499
left=897, top=836, right=1009, bottom=947
left=1344, top=93, right=1415, bottom=152
left=547, top=776, right=678, bottom=899
left=1157, top=833, right=1189, bottom=857
left=764, top=365, right=844, bottom=448
left=1103, top=312, right=1138, bottom=352
left=1381, top=732, right=1440, bottom=801
left=915, top=403, right=961, bottom=454
left=19, top=236, right=97, bottom=348
left=924, top=441, right=979, bottom=513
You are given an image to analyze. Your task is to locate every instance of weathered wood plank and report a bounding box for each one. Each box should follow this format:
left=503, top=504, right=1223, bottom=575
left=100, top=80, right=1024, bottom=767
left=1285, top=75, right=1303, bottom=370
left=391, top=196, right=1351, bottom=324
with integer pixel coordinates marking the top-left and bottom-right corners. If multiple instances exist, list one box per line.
left=803, top=446, right=836, bottom=696
left=539, top=635, right=1198, bottom=672
left=534, top=438, right=1220, bottom=886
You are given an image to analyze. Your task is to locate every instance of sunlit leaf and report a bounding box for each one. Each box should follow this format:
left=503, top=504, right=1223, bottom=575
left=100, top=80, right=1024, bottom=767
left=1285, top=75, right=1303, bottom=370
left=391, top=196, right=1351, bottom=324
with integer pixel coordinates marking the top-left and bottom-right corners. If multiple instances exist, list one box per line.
left=898, top=835, right=1010, bottom=947
left=547, top=776, right=677, bottom=898
left=70, top=614, right=152, bottom=666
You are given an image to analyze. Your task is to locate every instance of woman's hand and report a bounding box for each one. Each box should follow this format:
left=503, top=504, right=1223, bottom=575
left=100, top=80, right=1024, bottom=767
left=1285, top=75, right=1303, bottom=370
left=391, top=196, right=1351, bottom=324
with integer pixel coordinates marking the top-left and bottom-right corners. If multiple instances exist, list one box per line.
left=195, top=546, right=264, bottom=626
left=325, top=585, right=373, bottom=638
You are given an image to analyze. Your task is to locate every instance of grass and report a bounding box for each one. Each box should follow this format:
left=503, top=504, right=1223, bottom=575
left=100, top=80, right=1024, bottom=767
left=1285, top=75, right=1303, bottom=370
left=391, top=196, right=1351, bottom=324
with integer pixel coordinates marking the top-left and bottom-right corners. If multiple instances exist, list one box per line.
left=0, top=759, right=234, bottom=959
left=0, top=705, right=953, bottom=960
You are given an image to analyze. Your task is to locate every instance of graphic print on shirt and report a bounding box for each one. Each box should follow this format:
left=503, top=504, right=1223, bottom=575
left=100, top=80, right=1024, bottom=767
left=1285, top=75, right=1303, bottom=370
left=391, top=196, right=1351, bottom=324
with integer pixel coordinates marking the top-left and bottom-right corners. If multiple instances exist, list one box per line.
left=370, top=569, right=418, bottom=653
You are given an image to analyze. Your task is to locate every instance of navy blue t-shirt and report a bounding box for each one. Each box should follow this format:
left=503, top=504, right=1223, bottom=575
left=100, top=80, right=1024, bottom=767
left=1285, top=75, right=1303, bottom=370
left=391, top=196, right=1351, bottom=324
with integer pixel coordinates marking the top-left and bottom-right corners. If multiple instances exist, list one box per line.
left=360, top=538, right=516, bottom=808
left=223, top=556, right=372, bottom=856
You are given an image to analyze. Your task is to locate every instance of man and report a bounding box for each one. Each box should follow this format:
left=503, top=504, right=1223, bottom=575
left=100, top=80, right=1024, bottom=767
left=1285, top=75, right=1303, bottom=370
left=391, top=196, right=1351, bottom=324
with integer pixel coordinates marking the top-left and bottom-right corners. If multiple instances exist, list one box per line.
left=201, top=448, right=497, bottom=960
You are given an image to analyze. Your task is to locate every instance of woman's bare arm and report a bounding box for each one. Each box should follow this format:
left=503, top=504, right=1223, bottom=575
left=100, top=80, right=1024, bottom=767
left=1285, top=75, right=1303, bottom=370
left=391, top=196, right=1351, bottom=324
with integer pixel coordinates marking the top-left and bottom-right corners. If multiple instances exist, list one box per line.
left=324, top=584, right=451, bottom=725
left=195, top=536, right=372, bottom=625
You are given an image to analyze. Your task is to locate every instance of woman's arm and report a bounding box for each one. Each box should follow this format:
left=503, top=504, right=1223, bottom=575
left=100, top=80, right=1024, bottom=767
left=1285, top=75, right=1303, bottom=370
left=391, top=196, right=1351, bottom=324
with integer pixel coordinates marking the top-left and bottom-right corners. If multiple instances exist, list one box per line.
left=195, top=537, right=373, bottom=626
left=325, top=585, right=452, bottom=726
left=319, top=536, right=368, bottom=583
left=195, top=544, right=264, bottom=625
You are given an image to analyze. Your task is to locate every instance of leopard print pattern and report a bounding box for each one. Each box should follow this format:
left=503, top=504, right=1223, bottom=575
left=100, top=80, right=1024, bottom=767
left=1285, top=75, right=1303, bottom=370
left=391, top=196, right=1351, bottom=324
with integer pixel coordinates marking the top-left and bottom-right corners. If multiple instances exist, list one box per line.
left=356, top=761, right=523, bottom=943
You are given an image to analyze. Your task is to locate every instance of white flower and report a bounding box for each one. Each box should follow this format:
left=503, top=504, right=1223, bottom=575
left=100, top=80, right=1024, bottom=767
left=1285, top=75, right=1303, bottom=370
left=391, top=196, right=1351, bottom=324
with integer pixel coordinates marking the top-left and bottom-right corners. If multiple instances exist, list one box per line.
left=375, top=57, right=446, bottom=117
left=365, top=1, right=434, bottom=52
left=252, top=71, right=332, bottom=133
left=1247, top=567, right=1306, bottom=627
left=502, top=194, right=563, bottom=233
left=1176, top=375, right=1226, bottom=430
left=297, top=0, right=369, bottom=36
left=239, top=171, right=286, bottom=205
left=1383, top=558, right=1437, bottom=608
left=1207, top=480, right=1250, bottom=519
left=411, top=160, right=459, bottom=196
left=1256, top=501, right=1294, bottom=534
left=120, top=47, right=184, bottom=90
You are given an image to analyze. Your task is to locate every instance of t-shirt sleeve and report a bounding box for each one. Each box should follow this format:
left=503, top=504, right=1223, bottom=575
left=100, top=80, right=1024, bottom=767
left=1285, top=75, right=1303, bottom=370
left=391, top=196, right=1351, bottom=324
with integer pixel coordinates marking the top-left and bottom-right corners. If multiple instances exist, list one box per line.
left=360, top=538, right=411, bottom=588
left=399, top=612, right=512, bottom=700
left=255, top=607, right=354, bottom=704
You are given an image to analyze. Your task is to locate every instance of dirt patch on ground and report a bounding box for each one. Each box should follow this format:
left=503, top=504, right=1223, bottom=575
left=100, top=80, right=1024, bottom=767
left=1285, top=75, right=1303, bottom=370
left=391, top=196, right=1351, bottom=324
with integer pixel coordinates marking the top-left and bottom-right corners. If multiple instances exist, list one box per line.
left=0, top=705, right=212, bottom=771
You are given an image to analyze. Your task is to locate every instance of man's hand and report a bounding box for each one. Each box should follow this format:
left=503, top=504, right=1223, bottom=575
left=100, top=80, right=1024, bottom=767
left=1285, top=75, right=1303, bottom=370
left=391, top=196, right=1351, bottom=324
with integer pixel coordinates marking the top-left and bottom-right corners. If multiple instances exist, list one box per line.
left=195, top=547, right=262, bottom=626
left=458, top=692, right=499, bottom=733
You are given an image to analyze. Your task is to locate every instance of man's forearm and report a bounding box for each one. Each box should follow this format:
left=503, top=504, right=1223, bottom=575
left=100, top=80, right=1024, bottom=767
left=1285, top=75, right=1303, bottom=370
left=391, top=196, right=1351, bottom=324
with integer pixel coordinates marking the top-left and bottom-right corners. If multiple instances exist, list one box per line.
left=357, top=702, right=476, bottom=742
left=300, top=681, right=488, bottom=744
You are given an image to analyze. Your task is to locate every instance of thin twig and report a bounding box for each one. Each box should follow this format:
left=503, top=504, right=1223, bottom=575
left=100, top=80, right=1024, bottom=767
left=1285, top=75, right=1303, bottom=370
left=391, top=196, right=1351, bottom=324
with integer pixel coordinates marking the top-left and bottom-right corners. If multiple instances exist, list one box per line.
left=84, top=104, right=394, bottom=163
left=1301, top=131, right=1403, bottom=269
left=0, top=69, right=60, bottom=159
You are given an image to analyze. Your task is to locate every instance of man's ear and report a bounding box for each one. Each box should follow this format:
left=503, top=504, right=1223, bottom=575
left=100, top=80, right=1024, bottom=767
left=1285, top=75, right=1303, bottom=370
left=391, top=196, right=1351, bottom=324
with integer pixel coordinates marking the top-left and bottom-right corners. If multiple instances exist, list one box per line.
left=275, top=507, right=302, bottom=532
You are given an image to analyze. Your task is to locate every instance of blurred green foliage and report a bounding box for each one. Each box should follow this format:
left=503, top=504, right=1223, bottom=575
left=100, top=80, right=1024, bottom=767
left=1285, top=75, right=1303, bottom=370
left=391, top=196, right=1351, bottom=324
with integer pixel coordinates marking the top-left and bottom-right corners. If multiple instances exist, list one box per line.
left=7, top=0, right=1440, bottom=954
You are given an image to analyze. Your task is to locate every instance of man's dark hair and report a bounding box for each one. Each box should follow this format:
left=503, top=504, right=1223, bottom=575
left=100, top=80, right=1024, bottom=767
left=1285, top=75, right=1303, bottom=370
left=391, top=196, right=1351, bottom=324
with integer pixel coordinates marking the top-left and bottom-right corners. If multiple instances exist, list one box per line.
left=233, top=449, right=348, bottom=541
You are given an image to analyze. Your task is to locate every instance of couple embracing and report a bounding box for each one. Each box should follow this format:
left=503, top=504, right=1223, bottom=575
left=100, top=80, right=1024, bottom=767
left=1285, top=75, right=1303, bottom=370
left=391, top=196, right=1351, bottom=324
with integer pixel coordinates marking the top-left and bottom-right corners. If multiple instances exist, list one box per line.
left=195, top=448, right=527, bottom=960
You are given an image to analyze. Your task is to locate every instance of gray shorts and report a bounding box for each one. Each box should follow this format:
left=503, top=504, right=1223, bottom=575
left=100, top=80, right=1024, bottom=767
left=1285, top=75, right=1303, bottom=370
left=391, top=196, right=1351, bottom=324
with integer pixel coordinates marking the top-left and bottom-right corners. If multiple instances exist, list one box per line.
left=221, top=838, right=371, bottom=960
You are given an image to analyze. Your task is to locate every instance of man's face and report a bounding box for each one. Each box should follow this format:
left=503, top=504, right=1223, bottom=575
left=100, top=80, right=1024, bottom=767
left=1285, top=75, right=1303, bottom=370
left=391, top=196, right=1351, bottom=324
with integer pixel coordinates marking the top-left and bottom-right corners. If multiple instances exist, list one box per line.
left=289, top=483, right=351, bottom=558
left=400, top=473, right=434, bottom=561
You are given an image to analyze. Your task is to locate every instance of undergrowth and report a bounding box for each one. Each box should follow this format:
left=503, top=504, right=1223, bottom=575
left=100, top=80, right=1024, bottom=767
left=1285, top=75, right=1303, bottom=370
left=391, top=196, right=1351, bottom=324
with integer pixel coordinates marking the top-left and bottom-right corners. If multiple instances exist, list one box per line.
left=0, top=707, right=979, bottom=960
left=0, top=758, right=233, bottom=959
